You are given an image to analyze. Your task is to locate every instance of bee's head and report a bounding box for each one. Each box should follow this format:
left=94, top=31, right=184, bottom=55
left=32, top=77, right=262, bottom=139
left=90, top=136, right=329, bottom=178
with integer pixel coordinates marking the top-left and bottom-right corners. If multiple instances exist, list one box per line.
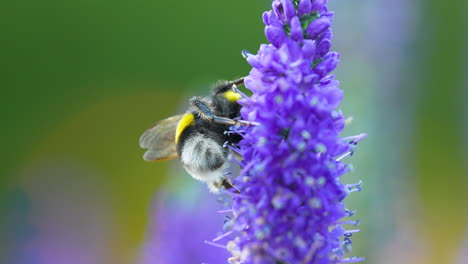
left=211, top=78, right=244, bottom=96
left=211, top=80, right=235, bottom=96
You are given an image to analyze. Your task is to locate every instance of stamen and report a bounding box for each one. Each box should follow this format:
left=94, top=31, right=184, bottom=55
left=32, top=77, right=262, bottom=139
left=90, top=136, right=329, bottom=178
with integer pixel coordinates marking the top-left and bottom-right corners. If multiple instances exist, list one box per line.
left=346, top=188, right=361, bottom=194
left=233, top=128, right=247, bottom=135
left=338, top=257, right=365, bottom=263
left=342, top=239, right=353, bottom=254
left=241, top=49, right=253, bottom=59
left=345, top=209, right=357, bottom=217
left=223, top=142, right=242, bottom=154
left=341, top=237, right=352, bottom=246
left=345, top=180, right=363, bottom=193
left=337, top=220, right=360, bottom=226
left=222, top=189, right=249, bottom=199
left=342, top=133, right=367, bottom=145
left=345, top=180, right=363, bottom=189
left=217, top=209, right=234, bottom=213
left=212, top=230, right=234, bottom=242
left=344, top=229, right=360, bottom=235
left=336, top=151, right=353, bottom=161
left=225, top=129, right=246, bottom=136
left=204, top=240, right=227, bottom=249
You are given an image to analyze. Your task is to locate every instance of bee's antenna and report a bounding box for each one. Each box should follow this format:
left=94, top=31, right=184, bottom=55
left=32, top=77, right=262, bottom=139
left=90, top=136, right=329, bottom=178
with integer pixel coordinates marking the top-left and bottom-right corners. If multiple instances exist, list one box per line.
left=231, top=77, right=245, bottom=86
left=212, top=77, right=246, bottom=96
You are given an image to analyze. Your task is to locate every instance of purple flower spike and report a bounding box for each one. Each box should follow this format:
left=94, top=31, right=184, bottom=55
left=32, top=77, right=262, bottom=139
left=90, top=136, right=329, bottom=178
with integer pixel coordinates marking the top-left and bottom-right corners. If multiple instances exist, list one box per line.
left=218, top=1, right=366, bottom=263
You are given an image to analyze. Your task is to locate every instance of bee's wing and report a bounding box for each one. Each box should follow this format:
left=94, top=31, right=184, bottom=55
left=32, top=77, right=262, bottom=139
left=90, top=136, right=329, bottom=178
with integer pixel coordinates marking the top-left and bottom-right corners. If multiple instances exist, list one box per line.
left=139, top=114, right=184, bottom=161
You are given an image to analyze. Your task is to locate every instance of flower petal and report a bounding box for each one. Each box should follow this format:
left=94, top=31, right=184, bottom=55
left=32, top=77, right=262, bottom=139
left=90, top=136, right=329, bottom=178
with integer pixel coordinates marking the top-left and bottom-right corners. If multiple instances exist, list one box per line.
left=265, top=26, right=288, bottom=48
left=306, top=14, right=333, bottom=39
left=298, top=0, right=312, bottom=16
left=282, top=0, right=296, bottom=22
left=290, top=16, right=304, bottom=42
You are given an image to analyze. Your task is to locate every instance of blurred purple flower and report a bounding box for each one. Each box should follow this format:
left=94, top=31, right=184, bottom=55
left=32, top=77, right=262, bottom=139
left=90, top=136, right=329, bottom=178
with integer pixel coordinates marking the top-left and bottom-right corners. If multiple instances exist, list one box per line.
left=140, top=188, right=230, bottom=264
left=218, top=1, right=366, bottom=263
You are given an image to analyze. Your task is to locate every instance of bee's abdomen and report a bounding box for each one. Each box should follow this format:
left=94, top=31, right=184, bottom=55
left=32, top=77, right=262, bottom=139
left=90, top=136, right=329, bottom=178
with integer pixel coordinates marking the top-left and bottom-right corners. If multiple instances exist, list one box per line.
left=177, top=126, right=228, bottom=173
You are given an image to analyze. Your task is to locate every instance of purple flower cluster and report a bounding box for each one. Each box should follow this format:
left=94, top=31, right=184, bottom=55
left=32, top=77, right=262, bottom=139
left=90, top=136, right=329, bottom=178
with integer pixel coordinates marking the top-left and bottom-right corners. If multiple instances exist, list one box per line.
left=217, top=1, right=366, bottom=263
left=140, top=190, right=230, bottom=264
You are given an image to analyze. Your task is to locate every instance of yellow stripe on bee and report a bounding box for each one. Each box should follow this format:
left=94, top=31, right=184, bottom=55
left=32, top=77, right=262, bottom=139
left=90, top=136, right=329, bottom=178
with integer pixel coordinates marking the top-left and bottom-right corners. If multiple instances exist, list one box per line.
left=175, top=113, right=195, bottom=144
left=224, top=90, right=241, bottom=102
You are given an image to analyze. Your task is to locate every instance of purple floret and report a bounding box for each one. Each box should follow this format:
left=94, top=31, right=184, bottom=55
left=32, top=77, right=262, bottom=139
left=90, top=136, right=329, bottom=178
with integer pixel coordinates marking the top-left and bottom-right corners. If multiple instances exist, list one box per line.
left=216, top=0, right=366, bottom=263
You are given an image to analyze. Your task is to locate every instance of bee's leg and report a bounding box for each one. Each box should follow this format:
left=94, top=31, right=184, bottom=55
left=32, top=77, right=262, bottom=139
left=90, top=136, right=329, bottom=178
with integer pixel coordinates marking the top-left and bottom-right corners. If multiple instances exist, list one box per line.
left=212, top=116, right=259, bottom=127
left=221, top=178, right=235, bottom=190
left=207, top=178, right=240, bottom=194
left=190, top=96, right=213, bottom=118
left=191, top=97, right=259, bottom=126
left=207, top=181, right=222, bottom=193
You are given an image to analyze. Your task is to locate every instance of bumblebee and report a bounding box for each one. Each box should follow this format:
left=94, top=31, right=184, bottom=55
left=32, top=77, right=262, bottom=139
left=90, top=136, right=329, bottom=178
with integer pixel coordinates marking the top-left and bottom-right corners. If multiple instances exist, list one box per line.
left=139, top=78, right=252, bottom=192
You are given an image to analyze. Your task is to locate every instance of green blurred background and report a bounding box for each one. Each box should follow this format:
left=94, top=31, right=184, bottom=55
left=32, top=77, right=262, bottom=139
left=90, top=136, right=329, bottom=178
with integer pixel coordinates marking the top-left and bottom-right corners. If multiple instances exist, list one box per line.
left=1, top=0, right=466, bottom=263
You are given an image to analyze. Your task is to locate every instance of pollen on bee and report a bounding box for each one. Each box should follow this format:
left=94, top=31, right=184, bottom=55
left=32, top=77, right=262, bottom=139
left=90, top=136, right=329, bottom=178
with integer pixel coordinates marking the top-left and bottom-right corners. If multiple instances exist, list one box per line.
left=175, top=113, right=195, bottom=143
left=224, top=90, right=242, bottom=102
